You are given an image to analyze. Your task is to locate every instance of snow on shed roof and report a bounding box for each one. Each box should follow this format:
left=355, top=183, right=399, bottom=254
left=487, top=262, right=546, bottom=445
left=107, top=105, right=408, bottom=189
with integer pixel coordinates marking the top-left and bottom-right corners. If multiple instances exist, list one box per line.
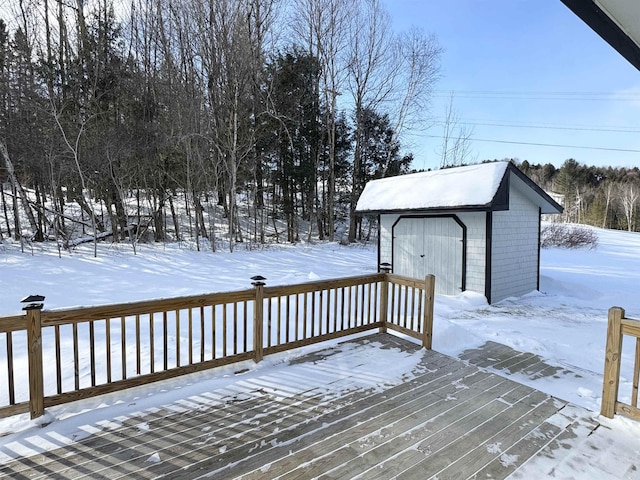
left=355, top=161, right=563, bottom=214
left=356, top=162, right=508, bottom=213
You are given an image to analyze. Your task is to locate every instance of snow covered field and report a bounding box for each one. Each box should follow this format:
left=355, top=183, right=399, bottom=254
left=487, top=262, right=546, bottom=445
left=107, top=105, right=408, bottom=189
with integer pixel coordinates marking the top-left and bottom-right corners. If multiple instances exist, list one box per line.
left=1, top=226, right=640, bottom=474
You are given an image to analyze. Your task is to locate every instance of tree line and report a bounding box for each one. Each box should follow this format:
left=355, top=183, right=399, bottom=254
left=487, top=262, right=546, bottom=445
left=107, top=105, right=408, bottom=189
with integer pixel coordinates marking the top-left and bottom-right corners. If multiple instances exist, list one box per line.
left=519, top=159, right=640, bottom=232
left=0, top=0, right=441, bottom=252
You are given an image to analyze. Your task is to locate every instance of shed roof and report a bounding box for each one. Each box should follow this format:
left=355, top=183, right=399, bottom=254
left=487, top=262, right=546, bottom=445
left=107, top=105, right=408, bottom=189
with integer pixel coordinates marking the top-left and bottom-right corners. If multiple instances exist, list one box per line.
left=355, top=161, right=563, bottom=215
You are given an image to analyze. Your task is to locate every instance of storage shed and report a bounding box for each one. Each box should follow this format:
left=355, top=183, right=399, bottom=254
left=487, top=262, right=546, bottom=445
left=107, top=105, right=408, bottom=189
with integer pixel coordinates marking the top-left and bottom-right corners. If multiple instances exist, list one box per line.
left=355, top=161, right=563, bottom=303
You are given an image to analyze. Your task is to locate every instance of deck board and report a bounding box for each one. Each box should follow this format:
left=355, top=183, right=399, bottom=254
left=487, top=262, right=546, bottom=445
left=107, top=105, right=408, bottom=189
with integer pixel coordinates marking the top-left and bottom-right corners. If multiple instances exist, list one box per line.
left=0, top=333, right=603, bottom=479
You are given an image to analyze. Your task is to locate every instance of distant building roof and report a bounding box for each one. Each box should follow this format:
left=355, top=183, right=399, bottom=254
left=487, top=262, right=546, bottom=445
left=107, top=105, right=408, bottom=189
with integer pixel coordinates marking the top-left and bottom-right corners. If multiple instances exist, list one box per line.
left=355, top=161, right=563, bottom=215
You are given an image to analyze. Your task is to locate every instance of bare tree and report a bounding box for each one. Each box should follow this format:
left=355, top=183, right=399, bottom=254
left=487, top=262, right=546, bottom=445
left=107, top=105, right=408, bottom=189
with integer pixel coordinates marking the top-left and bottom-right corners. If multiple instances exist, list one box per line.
left=345, top=0, right=441, bottom=242
left=346, top=0, right=394, bottom=243
left=0, top=141, right=39, bottom=239
left=602, top=181, right=614, bottom=229
left=382, top=27, right=441, bottom=175
left=438, top=94, right=474, bottom=168
left=620, top=182, right=638, bottom=232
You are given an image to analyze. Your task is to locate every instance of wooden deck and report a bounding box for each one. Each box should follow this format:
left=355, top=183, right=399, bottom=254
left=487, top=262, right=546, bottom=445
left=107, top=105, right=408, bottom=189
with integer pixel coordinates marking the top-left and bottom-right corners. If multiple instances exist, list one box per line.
left=0, top=334, right=611, bottom=479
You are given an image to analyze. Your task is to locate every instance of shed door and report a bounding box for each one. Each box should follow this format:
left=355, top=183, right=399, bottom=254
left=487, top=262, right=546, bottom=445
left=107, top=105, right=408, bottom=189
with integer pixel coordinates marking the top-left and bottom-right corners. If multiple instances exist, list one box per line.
left=392, top=217, right=464, bottom=295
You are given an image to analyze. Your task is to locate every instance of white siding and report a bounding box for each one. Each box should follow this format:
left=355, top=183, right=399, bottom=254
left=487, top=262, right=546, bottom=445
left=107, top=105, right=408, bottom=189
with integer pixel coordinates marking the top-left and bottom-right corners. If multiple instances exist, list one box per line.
left=379, top=214, right=399, bottom=266
left=456, top=212, right=486, bottom=295
left=491, top=182, right=540, bottom=302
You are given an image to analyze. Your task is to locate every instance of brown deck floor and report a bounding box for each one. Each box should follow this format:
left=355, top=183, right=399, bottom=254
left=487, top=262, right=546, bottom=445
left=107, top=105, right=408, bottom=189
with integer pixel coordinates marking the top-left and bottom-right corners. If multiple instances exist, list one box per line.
left=0, top=334, right=611, bottom=479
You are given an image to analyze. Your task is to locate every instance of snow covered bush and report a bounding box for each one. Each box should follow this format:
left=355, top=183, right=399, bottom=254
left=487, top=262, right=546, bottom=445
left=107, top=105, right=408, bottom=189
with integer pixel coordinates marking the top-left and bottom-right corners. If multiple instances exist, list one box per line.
left=541, top=223, right=598, bottom=249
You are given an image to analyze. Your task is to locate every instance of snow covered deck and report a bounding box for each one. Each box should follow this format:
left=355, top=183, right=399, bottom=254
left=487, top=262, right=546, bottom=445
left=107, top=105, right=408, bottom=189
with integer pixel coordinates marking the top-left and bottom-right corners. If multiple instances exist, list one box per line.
left=0, top=334, right=630, bottom=479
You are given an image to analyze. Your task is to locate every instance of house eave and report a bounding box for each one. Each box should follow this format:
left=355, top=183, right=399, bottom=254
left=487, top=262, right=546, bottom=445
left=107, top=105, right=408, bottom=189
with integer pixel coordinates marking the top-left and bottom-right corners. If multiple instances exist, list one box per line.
left=561, top=0, right=640, bottom=71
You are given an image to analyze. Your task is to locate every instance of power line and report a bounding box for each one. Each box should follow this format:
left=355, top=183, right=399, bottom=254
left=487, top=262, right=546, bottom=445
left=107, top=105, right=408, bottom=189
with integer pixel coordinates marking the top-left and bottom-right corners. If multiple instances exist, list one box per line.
left=431, top=120, right=640, bottom=134
left=424, top=135, right=640, bottom=153
left=434, top=89, right=640, bottom=96
left=453, top=117, right=640, bottom=131
left=432, top=94, right=640, bottom=102
left=432, top=90, right=640, bottom=102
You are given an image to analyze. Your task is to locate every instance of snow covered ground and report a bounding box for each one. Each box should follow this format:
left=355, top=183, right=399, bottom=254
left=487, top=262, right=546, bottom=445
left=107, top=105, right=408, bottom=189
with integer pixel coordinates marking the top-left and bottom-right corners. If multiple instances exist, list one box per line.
left=1, top=226, right=640, bottom=476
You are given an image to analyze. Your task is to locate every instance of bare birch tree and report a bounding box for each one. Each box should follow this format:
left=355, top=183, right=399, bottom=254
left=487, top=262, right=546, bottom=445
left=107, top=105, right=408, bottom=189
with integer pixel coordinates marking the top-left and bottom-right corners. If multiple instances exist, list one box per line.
left=620, top=182, right=638, bottom=232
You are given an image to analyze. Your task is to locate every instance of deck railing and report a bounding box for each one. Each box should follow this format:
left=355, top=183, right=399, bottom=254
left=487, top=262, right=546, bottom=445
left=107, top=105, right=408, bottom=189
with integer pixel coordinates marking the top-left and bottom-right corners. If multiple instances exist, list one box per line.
left=0, top=272, right=435, bottom=420
left=602, top=307, right=640, bottom=421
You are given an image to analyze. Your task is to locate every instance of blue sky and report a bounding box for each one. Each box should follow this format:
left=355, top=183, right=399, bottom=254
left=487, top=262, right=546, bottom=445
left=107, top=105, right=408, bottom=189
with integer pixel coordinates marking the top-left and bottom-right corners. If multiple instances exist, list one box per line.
left=383, top=0, right=640, bottom=171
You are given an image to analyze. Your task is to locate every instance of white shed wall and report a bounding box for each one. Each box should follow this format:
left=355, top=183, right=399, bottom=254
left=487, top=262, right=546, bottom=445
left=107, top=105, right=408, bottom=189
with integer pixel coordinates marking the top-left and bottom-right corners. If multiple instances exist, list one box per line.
left=491, top=183, right=540, bottom=302
left=456, top=212, right=486, bottom=295
left=379, top=214, right=399, bottom=266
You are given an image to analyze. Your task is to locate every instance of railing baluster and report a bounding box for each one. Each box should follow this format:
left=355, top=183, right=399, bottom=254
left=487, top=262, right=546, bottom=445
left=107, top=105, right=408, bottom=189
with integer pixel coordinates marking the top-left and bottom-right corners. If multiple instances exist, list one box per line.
left=347, top=287, right=352, bottom=329
left=150, top=313, right=155, bottom=374
left=360, top=284, right=365, bottom=326
left=310, top=293, right=316, bottom=337
left=232, top=303, right=237, bottom=355
left=366, top=283, right=372, bottom=325
left=632, top=338, right=640, bottom=408
left=54, top=326, right=62, bottom=394
left=417, top=289, right=423, bottom=332
left=403, top=285, right=409, bottom=328
left=176, top=310, right=181, bottom=367
left=243, top=301, right=248, bottom=353
left=162, top=312, right=168, bottom=371
left=73, top=323, right=79, bottom=390
left=333, top=289, right=338, bottom=332
left=318, top=290, right=324, bottom=335
left=341, top=287, right=346, bottom=330
left=6, top=332, right=14, bottom=404
left=210, top=306, right=215, bottom=360
left=267, top=298, right=272, bottom=347
left=107, top=317, right=113, bottom=382
left=188, top=308, right=193, bottom=365
left=286, top=296, right=291, bottom=342
left=89, top=320, right=96, bottom=387
left=121, top=316, right=127, bottom=379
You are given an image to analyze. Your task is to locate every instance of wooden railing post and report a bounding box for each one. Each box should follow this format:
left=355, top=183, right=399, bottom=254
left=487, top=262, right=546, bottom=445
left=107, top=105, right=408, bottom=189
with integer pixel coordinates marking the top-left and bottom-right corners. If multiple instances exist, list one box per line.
left=602, top=306, right=624, bottom=418
left=251, top=276, right=266, bottom=363
left=22, top=295, right=45, bottom=419
left=379, top=264, right=392, bottom=333
left=422, top=275, right=435, bottom=350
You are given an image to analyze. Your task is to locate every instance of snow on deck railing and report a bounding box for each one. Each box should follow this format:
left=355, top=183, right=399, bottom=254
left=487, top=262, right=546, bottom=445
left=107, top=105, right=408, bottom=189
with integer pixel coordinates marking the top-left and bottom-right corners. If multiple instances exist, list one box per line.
left=602, top=307, right=640, bottom=421
left=0, top=273, right=435, bottom=420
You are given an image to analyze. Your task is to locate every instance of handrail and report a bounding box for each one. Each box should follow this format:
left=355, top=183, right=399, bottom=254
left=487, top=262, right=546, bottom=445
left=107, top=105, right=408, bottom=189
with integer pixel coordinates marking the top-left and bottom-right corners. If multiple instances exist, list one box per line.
left=0, top=272, right=435, bottom=419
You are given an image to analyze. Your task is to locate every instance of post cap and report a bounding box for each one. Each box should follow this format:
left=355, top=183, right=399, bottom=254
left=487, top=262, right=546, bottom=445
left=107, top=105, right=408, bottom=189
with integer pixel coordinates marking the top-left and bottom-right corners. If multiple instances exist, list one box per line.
left=251, top=275, right=266, bottom=286
left=21, top=294, right=45, bottom=311
left=379, top=262, right=392, bottom=272
left=21, top=295, right=45, bottom=303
